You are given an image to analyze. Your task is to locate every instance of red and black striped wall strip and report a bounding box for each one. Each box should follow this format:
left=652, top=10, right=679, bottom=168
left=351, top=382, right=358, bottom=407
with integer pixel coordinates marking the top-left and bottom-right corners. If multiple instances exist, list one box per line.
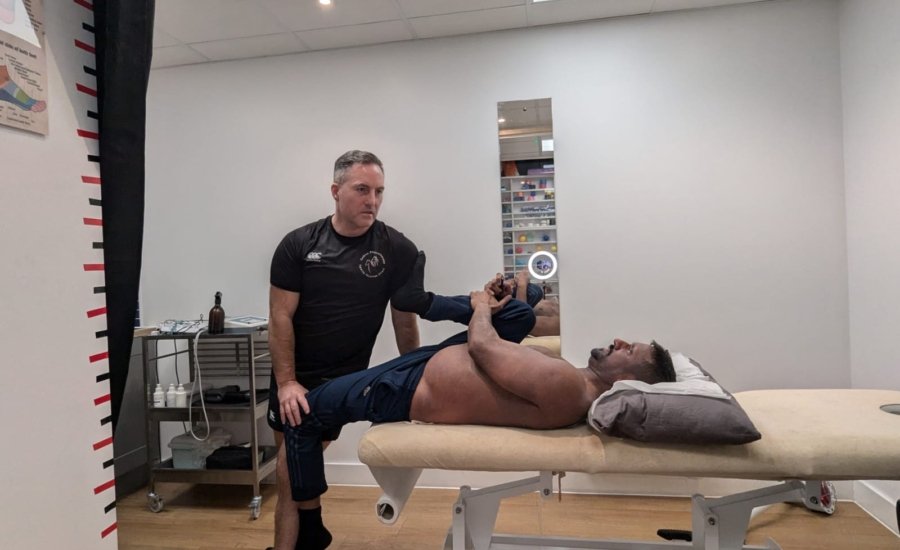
left=73, top=0, right=117, bottom=540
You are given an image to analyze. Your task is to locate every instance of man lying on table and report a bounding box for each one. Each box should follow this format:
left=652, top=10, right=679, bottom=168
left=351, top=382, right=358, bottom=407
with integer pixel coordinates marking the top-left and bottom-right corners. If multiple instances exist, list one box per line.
left=280, top=262, right=675, bottom=549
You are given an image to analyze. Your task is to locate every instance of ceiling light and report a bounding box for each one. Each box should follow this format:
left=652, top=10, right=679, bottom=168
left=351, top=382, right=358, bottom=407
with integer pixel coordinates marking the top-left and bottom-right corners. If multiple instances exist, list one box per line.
left=532, top=0, right=557, bottom=3
left=498, top=117, right=506, bottom=123
left=319, top=0, right=332, bottom=5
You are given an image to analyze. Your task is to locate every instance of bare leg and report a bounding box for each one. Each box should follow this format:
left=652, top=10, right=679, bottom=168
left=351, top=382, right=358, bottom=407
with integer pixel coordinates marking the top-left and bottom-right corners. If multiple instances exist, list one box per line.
left=273, top=432, right=300, bottom=550
left=273, top=431, right=330, bottom=550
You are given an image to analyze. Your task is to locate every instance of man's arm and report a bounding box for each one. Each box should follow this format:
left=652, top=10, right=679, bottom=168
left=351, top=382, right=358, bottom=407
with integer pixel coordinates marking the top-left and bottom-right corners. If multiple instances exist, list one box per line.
left=529, top=316, right=560, bottom=337
left=390, top=306, right=420, bottom=354
left=268, top=285, right=308, bottom=427
left=514, top=270, right=530, bottom=302
left=466, top=291, right=585, bottom=415
left=531, top=299, right=560, bottom=337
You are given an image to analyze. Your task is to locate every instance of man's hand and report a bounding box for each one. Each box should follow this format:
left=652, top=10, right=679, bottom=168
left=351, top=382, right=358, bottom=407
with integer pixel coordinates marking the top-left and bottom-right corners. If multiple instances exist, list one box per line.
left=515, top=269, right=530, bottom=300
left=278, top=380, right=310, bottom=427
left=485, top=273, right=515, bottom=300
left=470, top=289, right=511, bottom=315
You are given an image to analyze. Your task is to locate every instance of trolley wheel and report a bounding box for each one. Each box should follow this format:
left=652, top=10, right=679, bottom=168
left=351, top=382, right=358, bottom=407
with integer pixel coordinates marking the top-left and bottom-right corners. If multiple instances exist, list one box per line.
left=147, top=492, right=164, bottom=513
left=249, top=496, right=262, bottom=520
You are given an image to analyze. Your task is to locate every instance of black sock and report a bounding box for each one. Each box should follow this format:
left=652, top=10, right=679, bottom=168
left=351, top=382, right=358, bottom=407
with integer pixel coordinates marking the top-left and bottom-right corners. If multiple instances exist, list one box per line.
left=295, top=507, right=332, bottom=550
left=391, top=251, right=433, bottom=316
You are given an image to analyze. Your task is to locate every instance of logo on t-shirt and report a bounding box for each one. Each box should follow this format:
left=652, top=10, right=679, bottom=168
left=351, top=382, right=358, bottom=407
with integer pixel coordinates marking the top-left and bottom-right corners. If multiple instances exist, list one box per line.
left=306, top=251, right=323, bottom=262
left=359, top=251, right=386, bottom=278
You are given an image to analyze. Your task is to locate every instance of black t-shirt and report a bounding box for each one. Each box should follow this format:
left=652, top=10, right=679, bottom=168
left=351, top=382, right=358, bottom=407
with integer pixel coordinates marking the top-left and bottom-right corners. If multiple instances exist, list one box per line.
left=270, top=216, right=418, bottom=379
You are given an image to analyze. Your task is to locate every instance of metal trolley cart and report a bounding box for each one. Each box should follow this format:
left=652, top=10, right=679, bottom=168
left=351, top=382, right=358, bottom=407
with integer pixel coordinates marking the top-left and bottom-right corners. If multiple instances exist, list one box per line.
left=141, top=327, right=275, bottom=519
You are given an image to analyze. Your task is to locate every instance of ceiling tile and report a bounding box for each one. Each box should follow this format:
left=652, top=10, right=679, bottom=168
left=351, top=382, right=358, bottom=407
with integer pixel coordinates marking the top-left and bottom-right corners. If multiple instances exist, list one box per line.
left=152, top=26, right=180, bottom=48
left=527, top=0, right=655, bottom=27
left=155, top=0, right=287, bottom=43
left=259, top=0, right=401, bottom=31
left=410, top=6, right=528, bottom=39
left=189, top=33, right=308, bottom=61
left=151, top=45, right=209, bottom=69
left=650, top=0, right=765, bottom=13
left=149, top=0, right=774, bottom=68
left=498, top=98, right=553, bottom=130
left=397, top=0, right=524, bottom=19
left=297, top=20, right=413, bottom=51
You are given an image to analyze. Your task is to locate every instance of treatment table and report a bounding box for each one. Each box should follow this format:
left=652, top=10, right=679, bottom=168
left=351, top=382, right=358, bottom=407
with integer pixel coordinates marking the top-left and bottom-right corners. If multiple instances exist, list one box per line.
left=358, top=389, right=900, bottom=549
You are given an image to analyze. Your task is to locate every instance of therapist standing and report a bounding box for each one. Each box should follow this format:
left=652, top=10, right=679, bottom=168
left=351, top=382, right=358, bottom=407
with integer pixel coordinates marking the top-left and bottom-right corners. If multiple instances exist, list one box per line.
left=267, top=150, right=422, bottom=550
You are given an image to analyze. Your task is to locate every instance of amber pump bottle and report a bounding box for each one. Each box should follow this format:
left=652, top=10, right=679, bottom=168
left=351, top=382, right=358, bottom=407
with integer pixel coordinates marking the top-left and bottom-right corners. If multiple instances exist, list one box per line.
left=208, top=291, right=225, bottom=334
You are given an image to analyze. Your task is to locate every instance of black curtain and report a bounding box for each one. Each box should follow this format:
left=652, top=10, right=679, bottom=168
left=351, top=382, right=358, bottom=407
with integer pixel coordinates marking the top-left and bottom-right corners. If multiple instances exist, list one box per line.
left=94, top=0, right=154, bottom=429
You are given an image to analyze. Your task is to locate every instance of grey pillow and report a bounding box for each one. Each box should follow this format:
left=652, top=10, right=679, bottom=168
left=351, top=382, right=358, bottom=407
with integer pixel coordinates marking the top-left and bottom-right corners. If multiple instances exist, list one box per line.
left=588, top=360, right=761, bottom=445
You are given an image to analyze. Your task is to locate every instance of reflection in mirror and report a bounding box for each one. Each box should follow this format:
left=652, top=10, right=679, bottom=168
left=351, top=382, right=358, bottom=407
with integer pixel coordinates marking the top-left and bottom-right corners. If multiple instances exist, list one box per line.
left=497, top=98, right=560, bottom=339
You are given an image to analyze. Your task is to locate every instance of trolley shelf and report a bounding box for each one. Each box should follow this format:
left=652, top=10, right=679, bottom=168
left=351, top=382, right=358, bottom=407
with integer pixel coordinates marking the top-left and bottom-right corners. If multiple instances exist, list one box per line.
left=141, top=328, right=273, bottom=519
left=147, top=399, right=270, bottom=422
left=151, top=450, right=277, bottom=485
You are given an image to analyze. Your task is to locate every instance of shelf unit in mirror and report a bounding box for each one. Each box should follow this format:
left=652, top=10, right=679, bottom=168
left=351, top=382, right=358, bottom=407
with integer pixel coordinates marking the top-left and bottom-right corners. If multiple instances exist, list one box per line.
left=497, top=97, right=561, bottom=331
left=500, top=171, right=558, bottom=293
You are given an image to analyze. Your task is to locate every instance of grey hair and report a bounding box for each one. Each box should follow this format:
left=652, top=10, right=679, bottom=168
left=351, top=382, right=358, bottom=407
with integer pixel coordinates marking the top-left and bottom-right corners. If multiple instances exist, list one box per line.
left=333, top=150, right=384, bottom=184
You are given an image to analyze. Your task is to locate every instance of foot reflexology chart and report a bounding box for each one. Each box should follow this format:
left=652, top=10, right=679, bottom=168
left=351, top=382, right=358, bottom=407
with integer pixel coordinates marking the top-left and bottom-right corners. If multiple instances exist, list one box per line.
left=0, top=0, right=46, bottom=135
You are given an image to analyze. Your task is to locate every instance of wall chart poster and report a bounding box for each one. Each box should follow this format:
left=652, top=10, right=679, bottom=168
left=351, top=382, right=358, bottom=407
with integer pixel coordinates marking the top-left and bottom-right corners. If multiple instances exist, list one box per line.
left=0, top=0, right=47, bottom=135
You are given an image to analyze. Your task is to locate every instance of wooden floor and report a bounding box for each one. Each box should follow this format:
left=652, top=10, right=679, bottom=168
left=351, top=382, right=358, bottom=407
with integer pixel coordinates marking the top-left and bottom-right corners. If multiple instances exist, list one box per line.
left=117, top=483, right=899, bottom=550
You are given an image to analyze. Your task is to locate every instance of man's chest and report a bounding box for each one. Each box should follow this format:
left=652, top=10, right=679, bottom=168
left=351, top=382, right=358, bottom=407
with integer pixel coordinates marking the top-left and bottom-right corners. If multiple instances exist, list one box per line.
left=300, top=241, right=393, bottom=291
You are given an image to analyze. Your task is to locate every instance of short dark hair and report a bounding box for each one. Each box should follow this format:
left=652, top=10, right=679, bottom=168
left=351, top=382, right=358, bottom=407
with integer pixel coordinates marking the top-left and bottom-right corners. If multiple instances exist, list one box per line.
left=333, top=150, right=384, bottom=184
left=648, top=340, right=676, bottom=383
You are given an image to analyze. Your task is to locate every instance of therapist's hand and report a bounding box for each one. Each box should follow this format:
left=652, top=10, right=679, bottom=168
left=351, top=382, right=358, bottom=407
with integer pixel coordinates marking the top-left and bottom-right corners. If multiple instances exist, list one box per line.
left=471, top=289, right=511, bottom=315
left=278, top=380, right=309, bottom=427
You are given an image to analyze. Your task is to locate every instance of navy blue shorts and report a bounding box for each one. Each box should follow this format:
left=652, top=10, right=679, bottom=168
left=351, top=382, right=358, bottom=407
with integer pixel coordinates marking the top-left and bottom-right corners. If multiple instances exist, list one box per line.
left=283, top=293, right=537, bottom=501
left=267, top=375, right=343, bottom=441
left=283, top=344, right=439, bottom=500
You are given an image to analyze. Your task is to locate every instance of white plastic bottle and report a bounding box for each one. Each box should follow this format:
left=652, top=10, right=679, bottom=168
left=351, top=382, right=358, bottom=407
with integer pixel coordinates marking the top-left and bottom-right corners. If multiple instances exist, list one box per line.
left=166, top=383, right=177, bottom=407
left=174, top=384, right=187, bottom=408
left=152, top=384, right=165, bottom=408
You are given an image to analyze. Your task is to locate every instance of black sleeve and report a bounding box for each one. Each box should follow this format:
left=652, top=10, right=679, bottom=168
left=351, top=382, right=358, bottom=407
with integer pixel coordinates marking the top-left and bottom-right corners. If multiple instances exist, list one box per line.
left=387, top=230, right=420, bottom=296
left=270, top=230, right=305, bottom=292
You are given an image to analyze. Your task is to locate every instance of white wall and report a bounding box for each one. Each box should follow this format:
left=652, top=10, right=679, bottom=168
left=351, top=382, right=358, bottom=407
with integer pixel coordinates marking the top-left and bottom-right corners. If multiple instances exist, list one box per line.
left=840, top=0, right=900, bottom=534
left=0, top=1, right=117, bottom=548
left=557, top=0, right=847, bottom=392
left=145, top=0, right=849, bottom=492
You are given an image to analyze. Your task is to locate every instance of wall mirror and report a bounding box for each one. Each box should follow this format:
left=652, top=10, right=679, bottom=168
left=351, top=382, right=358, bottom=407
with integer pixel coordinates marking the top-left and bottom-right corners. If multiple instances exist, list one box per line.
left=497, top=98, right=560, bottom=339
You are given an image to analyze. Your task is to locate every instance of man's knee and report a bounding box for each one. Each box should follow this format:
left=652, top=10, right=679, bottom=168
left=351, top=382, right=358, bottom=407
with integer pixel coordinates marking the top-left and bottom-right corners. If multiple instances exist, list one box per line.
left=502, top=299, right=536, bottom=324
left=495, top=300, right=536, bottom=341
left=515, top=282, right=545, bottom=307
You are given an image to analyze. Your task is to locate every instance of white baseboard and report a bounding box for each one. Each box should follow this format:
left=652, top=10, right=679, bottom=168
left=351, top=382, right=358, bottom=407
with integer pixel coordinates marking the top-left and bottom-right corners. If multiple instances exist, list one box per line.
left=854, top=481, right=900, bottom=537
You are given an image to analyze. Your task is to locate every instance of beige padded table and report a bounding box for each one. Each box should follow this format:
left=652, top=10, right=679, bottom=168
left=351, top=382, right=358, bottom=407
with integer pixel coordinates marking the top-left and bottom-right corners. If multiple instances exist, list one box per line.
left=358, top=389, right=900, bottom=550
